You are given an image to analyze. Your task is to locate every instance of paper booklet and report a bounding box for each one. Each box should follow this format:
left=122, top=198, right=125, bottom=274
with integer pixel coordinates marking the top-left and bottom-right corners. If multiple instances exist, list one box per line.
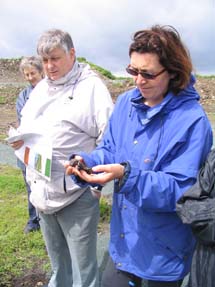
left=5, top=126, right=52, bottom=181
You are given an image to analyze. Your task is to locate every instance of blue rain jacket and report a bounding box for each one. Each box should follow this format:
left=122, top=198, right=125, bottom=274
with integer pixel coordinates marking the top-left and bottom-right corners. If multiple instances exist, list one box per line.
left=79, top=76, right=213, bottom=281
left=16, top=85, right=34, bottom=170
left=16, top=85, right=33, bottom=124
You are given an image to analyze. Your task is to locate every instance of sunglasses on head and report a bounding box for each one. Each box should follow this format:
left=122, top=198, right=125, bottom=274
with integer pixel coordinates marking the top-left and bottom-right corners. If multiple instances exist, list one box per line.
left=126, top=65, right=166, bottom=80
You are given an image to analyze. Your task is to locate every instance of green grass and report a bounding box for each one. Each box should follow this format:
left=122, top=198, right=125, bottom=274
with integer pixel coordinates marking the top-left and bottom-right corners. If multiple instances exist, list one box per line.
left=0, top=164, right=111, bottom=286
left=0, top=165, right=49, bottom=286
left=0, top=95, right=7, bottom=104
left=0, top=134, right=6, bottom=141
left=78, top=57, right=117, bottom=80
left=99, top=197, right=112, bottom=223
left=196, top=74, right=215, bottom=79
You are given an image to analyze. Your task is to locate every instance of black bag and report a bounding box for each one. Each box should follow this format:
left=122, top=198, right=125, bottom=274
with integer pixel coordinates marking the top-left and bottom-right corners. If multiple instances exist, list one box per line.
left=187, top=243, right=215, bottom=287
left=176, top=149, right=215, bottom=287
left=176, top=149, right=215, bottom=246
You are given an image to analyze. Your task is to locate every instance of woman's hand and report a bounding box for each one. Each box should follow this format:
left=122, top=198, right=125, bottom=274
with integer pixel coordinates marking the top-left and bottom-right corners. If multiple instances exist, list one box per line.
left=65, top=159, right=125, bottom=185
left=10, top=140, right=24, bottom=150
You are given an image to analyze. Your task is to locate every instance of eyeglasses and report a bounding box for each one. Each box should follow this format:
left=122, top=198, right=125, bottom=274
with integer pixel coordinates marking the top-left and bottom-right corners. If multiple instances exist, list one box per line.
left=126, top=65, right=166, bottom=80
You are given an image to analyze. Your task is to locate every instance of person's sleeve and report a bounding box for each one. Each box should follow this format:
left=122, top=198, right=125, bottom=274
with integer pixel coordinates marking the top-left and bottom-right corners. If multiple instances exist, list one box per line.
left=79, top=111, right=117, bottom=167
left=16, top=89, right=27, bottom=124
left=91, top=78, right=114, bottom=145
left=118, top=116, right=213, bottom=212
left=78, top=92, right=127, bottom=166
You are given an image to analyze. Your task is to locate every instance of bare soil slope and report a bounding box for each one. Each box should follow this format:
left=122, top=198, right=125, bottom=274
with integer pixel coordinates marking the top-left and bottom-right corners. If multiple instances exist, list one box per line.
left=0, top=59, right=215, bottom=139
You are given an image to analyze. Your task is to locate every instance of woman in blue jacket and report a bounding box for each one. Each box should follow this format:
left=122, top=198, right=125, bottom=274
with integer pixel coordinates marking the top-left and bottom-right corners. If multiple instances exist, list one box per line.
left=65, top=25, right=213, bottom=287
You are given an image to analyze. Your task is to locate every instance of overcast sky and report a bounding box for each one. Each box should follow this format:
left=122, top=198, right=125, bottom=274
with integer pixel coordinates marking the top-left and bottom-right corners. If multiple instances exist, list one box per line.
left=0, top=0, right=214, bottom=76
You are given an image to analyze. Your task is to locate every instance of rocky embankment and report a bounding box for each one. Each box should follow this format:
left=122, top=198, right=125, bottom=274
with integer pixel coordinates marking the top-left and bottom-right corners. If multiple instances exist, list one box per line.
left=0, top=59, right=215, bottom=138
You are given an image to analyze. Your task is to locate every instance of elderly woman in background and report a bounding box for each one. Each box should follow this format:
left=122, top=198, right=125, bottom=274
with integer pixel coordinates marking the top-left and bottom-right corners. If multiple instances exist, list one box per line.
left=16, top=56, right=44, bottom=233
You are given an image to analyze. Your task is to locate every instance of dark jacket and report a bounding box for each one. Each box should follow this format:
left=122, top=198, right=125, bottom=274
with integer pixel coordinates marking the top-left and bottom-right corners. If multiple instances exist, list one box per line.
left=176, top=148, right=215, bottom=287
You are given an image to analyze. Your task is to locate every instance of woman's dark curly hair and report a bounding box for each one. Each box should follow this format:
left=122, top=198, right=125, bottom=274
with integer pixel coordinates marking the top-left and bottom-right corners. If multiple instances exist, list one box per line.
left=129, top=25, right=193, bottom=94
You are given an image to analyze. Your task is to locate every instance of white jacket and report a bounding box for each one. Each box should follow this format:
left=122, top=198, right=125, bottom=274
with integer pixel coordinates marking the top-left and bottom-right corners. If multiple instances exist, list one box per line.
left=19, top=62, right=113, bottom=213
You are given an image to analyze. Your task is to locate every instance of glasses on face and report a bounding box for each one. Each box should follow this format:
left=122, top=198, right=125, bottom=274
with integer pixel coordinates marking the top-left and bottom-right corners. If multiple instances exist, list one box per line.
left=126, top=65, right=166, bottom=80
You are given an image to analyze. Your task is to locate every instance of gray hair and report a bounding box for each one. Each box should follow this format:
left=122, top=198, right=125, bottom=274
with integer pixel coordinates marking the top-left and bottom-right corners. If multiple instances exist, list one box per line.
left=19, top=56, right=43, bottom=74
left=37, top=29, right=74, bottom=56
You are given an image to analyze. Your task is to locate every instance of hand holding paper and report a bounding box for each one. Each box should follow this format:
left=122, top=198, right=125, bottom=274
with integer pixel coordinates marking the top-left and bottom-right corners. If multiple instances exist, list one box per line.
left=5, top=126, right=52, bottom=181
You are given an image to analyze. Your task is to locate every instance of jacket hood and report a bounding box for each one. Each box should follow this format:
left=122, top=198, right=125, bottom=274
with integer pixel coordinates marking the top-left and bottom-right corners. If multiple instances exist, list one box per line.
left=45, top=60, right=98, bottom=87
left=130, top=74, right=200, bottom=121
left=78, top=62, right=99, bottom=82
left=165, top=74, right=200, bottom=111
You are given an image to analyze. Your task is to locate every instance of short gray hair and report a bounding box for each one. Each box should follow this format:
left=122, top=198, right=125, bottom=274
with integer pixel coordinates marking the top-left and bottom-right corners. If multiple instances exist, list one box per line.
left=37, top=29, right=74, bottom=56
left=19, top=56, right=43, bottom=74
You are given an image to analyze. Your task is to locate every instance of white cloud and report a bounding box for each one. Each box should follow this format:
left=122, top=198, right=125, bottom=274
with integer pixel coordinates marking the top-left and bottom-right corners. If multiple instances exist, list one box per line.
left=0, top=0, right=214, bottom=74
